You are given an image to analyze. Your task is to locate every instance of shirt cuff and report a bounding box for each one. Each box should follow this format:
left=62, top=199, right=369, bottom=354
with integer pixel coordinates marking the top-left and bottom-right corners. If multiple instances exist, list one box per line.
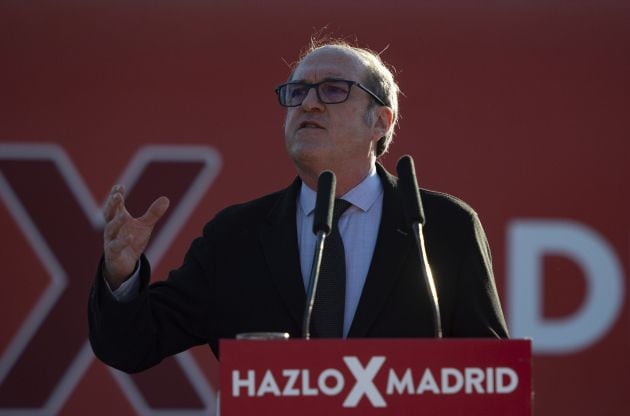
left=104, top=262, right=141, bottom=303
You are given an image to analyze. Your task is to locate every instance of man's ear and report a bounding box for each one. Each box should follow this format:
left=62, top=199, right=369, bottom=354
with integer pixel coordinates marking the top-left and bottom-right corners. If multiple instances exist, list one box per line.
left=372, top=106, right=394, bottom=141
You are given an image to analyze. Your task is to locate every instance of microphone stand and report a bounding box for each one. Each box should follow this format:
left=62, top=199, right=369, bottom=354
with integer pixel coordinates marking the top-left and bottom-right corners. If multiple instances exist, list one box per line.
left=302, top=231, right=326, bottom=340
left=412, top=221, right=442, bottom=338
left=302, top=170, right=335, bottom=340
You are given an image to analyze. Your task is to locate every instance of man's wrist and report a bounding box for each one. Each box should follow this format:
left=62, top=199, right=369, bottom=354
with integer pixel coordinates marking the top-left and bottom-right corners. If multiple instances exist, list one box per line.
left=104, top=261, right=141, bottom=302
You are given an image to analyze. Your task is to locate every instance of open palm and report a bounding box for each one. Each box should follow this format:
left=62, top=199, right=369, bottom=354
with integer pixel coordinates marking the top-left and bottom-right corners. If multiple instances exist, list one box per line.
left=102, top=185, right=170, bottom=289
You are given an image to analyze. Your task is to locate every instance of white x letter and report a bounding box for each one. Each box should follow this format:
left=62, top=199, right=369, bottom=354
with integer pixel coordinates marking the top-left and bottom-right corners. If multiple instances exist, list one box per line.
left=342, top=356, right=386, bottom=407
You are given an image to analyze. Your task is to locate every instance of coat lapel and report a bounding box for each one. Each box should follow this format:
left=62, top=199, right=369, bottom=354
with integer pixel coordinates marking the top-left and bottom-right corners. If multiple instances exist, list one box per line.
left=348, top=165, right=415, bottom=337
left=257, top=178, right=306, bottom=329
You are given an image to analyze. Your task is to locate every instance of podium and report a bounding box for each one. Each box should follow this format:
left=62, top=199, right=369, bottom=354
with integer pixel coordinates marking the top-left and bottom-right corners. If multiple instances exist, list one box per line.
left=220, top=339, right=532, bottom=415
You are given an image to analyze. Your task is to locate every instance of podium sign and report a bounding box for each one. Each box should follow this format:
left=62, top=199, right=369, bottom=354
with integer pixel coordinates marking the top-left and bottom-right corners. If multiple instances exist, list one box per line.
left=220, top=339, right=532, bottom=415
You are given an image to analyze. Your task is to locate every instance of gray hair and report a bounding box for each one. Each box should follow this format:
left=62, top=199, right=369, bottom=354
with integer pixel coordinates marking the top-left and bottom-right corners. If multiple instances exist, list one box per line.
left=291, top=39, right=400, bottom=158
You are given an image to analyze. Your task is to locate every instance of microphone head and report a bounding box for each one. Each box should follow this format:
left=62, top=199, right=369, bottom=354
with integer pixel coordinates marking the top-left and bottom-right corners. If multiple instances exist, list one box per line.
left=312, top=170, right=336, bottom=234
left=396, top=155, right=426, bottom=225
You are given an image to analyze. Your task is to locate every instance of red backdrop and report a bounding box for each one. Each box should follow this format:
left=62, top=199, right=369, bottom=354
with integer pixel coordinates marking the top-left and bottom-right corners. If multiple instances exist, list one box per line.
left=1, top=1, right=628, bottom=415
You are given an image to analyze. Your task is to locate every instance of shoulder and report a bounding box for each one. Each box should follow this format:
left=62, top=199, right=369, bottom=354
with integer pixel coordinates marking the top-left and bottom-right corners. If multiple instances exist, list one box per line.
left=420, top=188, right=479, bottom=223
left=419, top=188, right=490, bottom=256
left=377, top=162, right=481, bottom=230
left=201, top=179, right=299, bottom=237
left=203, top=190, right=281, bottom=234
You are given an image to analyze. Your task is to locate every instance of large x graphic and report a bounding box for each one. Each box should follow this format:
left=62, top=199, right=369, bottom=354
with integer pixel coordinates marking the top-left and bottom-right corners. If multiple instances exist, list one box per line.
left=0, top=143, right=221, bottom=415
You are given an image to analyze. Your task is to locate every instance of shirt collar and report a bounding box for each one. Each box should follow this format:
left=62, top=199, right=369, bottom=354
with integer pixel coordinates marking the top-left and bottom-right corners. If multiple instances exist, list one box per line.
left=299, top=165, right=383, bottom=216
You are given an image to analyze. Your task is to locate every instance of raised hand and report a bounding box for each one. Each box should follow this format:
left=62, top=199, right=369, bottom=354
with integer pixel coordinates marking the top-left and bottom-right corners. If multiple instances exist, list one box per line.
left=102, top=185, right=170, bottom=289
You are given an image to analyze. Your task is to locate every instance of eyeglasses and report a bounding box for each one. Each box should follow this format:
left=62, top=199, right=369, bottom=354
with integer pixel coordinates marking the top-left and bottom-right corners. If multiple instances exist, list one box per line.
left=275, top=79, right=386, bottom=107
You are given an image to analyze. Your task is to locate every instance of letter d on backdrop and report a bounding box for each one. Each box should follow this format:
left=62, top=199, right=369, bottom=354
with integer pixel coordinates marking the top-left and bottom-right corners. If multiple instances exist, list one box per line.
left=507, top=220, right=624, bottom=354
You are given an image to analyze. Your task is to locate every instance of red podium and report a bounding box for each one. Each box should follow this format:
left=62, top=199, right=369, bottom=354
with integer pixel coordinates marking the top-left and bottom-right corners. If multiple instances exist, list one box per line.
left=220, top=339, right=532, bottom=415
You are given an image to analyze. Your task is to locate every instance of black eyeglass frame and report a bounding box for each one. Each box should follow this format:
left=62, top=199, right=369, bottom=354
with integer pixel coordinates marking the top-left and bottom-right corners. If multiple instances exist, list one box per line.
left=274, top=79, right=387, bottom=107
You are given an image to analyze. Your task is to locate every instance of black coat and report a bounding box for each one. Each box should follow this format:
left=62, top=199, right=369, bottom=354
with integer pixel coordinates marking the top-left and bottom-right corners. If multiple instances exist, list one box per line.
left=88, top=165, right=508, bottom=373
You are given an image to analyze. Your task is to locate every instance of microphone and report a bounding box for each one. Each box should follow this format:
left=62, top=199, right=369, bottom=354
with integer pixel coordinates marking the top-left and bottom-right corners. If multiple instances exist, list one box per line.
left=396, top=155, right=442, bottom=338
left=302, top=171, right=336, bottom=339
left=397, top=154, right=425, bottom=225
left=312, top=171, right=335, bottom=234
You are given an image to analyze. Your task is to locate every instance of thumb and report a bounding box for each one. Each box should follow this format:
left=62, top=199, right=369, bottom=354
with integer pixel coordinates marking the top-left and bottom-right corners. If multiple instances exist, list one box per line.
left=140, top=196, right=170, bottom=226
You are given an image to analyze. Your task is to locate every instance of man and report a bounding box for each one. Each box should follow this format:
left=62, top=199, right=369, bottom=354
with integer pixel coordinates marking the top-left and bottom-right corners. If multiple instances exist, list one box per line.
left=89, top=41, right=508, bottom=373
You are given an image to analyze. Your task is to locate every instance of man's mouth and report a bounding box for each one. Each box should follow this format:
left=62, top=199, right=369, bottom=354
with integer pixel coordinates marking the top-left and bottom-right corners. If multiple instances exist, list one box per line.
left=299, top=121, right=324, bottom=129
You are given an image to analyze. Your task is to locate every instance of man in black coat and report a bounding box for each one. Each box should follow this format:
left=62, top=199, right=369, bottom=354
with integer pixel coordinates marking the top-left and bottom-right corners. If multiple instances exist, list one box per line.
left=89, top=41, right=508, bottom=373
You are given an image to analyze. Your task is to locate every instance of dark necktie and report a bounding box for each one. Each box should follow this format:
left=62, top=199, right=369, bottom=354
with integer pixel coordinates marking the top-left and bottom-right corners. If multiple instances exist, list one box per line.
left=311, top=198, right=352, bottom=338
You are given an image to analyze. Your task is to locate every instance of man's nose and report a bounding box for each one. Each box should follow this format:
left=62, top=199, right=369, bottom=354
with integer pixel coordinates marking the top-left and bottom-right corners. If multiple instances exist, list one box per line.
left=301, top=87, right=324, bottom=111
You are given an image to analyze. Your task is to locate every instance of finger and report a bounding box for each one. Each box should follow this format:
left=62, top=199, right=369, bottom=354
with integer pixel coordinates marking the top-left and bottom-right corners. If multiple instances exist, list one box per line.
left=103, top=193, right=122, bottom=222
left=139, top=196, right=170, bottom=226
left=103, top=185, right=126, bottom=222
left=111, top=184, right=126, bottom=196
left=104, top=209, right=129, bottom=241
left=105, top=233, right=133, bottom=256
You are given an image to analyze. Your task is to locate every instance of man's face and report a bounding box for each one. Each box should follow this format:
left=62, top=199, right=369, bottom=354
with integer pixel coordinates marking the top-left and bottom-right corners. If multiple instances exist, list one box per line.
left=284, top=47, right=383, bottom=177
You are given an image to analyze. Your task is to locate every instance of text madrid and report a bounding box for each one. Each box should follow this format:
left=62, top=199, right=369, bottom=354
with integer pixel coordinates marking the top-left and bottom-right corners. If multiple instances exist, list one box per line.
left=231, top=356, right=519, bottom=407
